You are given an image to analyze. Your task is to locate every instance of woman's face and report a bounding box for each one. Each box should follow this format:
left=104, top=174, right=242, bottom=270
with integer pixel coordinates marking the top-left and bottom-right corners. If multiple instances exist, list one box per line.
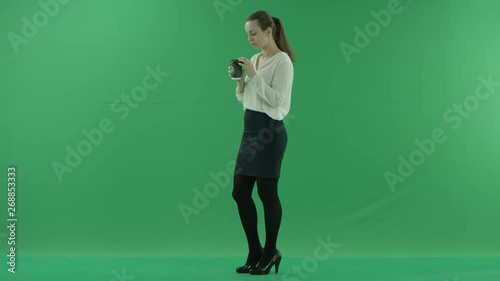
left=245, top=20, right=271, bottom=49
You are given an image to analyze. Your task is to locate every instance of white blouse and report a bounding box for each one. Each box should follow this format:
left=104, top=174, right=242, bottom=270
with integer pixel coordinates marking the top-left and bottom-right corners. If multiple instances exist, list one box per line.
left=235, top=51, right=294, bottom=121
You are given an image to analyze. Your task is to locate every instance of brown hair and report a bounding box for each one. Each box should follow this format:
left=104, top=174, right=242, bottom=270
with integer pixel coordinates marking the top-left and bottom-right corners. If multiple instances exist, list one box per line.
left=247, top=11, right=295, bottom=63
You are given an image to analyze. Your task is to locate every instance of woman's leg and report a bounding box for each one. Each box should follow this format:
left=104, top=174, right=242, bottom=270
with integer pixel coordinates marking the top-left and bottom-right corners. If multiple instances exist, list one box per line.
left=232, top=174, right=263, bottom=263
left=256, top=177, right=282, bottom=264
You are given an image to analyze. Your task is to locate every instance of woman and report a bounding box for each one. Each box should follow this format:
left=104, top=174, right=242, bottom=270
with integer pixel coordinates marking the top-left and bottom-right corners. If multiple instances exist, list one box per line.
left=227, top=10, right=295, bottom=275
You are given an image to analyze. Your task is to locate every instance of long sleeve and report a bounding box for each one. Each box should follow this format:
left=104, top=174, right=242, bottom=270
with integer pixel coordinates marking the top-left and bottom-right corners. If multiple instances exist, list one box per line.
left=235, top=86, right=244, bottom=103
left=246, top=60, right=293, bottom=108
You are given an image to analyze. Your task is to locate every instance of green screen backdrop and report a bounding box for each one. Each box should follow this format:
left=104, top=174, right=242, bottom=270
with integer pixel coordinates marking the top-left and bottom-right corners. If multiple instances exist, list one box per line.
left=1, top=0, right=500, bottom=271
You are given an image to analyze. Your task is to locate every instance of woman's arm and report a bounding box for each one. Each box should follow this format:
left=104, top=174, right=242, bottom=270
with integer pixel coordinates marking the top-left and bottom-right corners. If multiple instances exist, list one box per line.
left=237, top=79, right=245, bottom=93
left=235, top=79, right=245, bottom=102
left=246, top=60, right=293, bottom=107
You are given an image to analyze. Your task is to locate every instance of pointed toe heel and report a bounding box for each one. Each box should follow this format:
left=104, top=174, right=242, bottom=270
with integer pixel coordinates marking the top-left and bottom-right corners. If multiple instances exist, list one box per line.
left=235, top=260, right=258, bottom=273
left=236, top=248, right=263, bottom=274
left=249, top=250, right=282, bottom=275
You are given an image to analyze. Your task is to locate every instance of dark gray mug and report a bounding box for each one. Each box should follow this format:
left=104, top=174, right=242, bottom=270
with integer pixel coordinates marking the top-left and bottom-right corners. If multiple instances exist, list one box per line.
left=229, top=59, right=243, bottom=80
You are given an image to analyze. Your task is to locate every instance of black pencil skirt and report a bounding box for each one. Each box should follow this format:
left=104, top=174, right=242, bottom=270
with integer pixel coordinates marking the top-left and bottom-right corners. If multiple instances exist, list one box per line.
left=234, top=109, right=288, bottom=179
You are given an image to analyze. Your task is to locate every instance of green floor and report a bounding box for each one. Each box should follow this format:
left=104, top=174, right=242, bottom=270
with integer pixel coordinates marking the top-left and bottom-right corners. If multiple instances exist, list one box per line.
left=1, top=257, right=499, bottom=281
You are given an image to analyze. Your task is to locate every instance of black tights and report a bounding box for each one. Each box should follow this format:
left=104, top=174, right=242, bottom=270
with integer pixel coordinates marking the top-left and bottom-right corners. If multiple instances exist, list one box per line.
left=232, top=174, right=282, bottom=265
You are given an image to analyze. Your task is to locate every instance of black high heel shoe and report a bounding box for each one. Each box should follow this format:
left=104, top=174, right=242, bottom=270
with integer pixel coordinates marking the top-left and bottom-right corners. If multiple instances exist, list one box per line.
left=249, top=250, right=282, bottom=275
left=236, top=248, right=263, bottom=273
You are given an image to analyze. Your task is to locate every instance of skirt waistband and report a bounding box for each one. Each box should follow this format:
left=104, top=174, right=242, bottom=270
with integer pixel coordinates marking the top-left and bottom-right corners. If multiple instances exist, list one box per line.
left=243, top=109, right=285, bottom=134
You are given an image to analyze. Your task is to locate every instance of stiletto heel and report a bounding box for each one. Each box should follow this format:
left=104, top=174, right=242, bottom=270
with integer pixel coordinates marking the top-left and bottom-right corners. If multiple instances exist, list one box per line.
left=275, top=257, right=282, bottom=273
left=249, top=250, right=282, bottom=275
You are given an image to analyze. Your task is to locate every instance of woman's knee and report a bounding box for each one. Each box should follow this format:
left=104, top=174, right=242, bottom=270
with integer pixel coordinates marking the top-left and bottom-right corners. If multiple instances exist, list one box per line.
left=232, top=187, right=250, bottom=202
left=256, top=178, right=279, bottom=204
left=232, top=175, right=255, bottom=202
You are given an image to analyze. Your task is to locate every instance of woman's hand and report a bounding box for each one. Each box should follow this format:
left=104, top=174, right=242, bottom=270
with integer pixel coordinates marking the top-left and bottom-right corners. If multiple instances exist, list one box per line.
left=238, top=57, right=256, bottom=79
